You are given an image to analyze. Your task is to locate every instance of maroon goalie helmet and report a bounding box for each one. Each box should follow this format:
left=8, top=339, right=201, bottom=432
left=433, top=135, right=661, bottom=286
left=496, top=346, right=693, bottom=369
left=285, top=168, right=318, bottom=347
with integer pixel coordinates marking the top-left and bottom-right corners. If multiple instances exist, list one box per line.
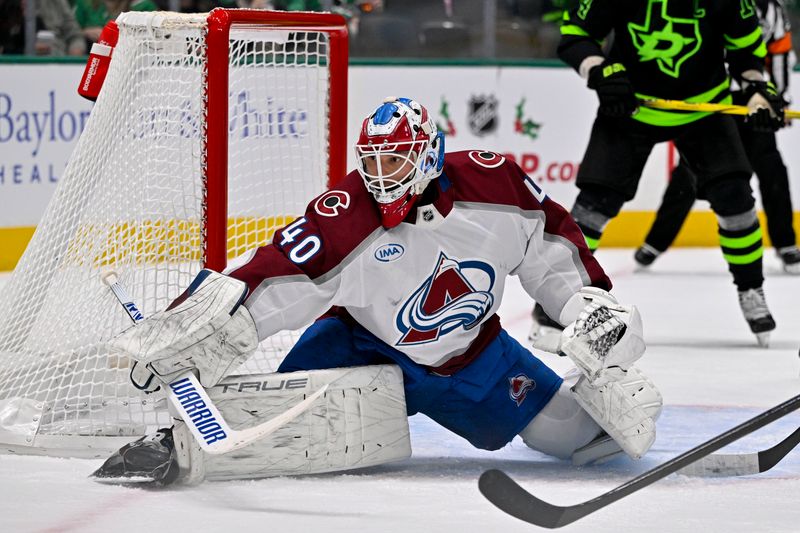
left=354, top=97, right=445, bottom=228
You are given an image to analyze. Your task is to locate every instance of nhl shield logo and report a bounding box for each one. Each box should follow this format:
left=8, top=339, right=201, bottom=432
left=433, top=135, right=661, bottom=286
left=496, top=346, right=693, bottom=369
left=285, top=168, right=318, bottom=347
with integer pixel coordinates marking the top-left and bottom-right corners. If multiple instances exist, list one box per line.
left=509, top=373, right=536, bottom=406
left=468, top=95, right=498, bottom=137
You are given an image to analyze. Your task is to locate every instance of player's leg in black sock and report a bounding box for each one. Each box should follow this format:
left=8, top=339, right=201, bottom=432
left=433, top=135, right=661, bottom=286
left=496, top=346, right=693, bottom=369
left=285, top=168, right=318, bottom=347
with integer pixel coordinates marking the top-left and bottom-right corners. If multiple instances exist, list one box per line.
left=570, top=185, right=626, bottom=252
left=703, top=175, right=775, bottom=344
left=636, top=159, right=697, bottom=267
left=744, top=129, right=800, bottom=273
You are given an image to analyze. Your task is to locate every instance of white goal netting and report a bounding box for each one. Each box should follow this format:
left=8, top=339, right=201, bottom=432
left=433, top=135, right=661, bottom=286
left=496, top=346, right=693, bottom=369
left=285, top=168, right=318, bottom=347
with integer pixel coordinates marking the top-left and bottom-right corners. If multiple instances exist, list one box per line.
left=0, top=10, right=343, bottom=456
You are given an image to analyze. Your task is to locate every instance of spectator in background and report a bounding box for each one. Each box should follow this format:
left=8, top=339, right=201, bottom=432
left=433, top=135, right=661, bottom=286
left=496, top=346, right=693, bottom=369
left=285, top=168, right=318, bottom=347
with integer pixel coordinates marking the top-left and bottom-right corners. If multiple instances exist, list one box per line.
left=74, top=0, right=156, bottom=47
left=237, top=0, right=273, bottom=8
left=280, top=0, right=320, bottom=8
left=259, top=1, right=379, bottom=14
left=0, top=0, right=85, bottom=55
left=243, top=0, right=380, bottom=39
left=179, top=1, right=237, bottom=13
left=254, top=0, right=319, bottom=9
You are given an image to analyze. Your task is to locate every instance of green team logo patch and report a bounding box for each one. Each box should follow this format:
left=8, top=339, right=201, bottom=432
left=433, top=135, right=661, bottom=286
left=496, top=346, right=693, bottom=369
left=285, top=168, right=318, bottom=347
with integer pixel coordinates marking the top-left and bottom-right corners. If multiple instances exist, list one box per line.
left=628, top=0, right=702, bottom=78
left=740, top=0, right=755, bottom=19
left=577, top=0, right=593, bottom=20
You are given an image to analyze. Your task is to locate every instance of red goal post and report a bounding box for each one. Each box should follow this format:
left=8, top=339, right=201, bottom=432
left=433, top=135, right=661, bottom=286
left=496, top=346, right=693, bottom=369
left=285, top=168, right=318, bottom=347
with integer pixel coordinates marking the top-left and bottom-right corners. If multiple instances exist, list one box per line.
left=204, top=8, right=349, bottom=271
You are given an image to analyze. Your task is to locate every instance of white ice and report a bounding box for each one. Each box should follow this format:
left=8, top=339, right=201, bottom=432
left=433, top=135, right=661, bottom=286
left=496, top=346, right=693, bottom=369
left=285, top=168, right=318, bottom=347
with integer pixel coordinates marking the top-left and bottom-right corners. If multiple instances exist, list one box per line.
left=1, top=249, right=799, bottom=533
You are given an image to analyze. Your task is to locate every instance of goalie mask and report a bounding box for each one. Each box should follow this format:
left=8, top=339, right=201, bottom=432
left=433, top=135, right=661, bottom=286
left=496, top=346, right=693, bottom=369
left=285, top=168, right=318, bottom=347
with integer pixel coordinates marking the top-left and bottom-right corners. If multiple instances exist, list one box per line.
left=355, top=97, right=445, bottom=228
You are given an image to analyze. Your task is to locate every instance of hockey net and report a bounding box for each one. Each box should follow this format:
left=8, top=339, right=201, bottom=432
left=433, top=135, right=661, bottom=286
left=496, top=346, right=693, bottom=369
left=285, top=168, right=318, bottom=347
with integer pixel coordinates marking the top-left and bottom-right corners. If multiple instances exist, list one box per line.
left=0, top=9, right=348, bottom=456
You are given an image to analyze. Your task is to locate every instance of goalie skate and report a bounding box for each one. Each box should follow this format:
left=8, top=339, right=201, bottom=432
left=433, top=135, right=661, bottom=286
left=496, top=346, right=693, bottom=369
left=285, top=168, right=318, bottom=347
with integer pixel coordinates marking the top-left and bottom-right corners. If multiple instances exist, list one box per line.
left=571, top=433, right=624, bottom=466
left=528, top=303, right=564, bottom=353
left=91, top=428, right=180, bottom=485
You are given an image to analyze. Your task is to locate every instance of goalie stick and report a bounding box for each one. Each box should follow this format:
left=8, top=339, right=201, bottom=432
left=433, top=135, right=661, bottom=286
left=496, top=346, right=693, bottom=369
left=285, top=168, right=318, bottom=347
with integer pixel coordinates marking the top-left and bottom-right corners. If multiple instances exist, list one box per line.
left=102, top=271, right=327, bottom=455
left=479, top=393, right=800, bottom=529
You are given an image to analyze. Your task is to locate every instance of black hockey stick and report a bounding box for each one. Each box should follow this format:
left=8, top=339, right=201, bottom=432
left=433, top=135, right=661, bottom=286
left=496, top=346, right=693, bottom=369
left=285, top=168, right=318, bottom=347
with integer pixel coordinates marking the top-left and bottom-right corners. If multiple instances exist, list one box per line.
left=680, top=426, right=800, bottom=476
left=479, top=393, right=800, bottom=529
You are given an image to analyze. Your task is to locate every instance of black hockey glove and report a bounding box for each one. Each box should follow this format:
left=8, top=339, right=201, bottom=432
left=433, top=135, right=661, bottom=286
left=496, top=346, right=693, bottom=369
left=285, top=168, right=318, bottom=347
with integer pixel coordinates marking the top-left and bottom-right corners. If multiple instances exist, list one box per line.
left=587, top=62, right=639, bottom=118
left=743, top=80, right=786, bottom=132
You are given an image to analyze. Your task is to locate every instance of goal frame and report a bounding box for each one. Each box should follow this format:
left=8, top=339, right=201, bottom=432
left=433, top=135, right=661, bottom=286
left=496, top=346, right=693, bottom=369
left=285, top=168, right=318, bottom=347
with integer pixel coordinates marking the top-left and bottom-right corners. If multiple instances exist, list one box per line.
left=0, top=8, right=349, bottom=457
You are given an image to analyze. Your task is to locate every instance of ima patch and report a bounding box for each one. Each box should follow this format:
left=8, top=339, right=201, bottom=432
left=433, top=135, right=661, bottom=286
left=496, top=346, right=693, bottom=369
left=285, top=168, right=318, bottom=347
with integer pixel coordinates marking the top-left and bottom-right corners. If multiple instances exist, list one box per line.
left=374, top=243, right=405, bottom=263
left=509, top=373, right=536, bottom=406
left=314, top=190, right=351, bottom=217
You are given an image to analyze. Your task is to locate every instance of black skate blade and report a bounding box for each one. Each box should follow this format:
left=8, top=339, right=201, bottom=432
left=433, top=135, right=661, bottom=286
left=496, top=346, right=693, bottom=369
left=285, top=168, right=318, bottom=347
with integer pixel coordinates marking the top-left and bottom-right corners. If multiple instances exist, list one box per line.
left=91, top=472, right=162, bottom=485
left=90, top=459, right=175, bottom=486
left=90, top=465, right=178, bottom=486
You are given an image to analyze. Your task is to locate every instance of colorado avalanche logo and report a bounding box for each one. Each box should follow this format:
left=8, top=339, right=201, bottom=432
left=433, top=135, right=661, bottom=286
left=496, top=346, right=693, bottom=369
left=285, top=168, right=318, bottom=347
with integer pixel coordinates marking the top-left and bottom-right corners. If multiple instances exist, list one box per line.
left=509, top=374, right=536, bottom=407
left=314, top=191, right=350, bottom=217
left=396, top=252, right=495, bottom=346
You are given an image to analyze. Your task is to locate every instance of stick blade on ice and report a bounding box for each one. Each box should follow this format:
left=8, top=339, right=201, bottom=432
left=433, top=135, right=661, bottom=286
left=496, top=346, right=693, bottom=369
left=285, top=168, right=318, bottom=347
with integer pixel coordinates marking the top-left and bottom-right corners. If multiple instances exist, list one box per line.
left=479, top=469, right=573, bottom=529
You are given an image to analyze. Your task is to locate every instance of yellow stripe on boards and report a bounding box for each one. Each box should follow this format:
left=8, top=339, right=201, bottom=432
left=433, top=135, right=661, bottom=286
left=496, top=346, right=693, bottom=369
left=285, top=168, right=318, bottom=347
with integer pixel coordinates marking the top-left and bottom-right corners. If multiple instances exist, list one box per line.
left=0, top=216, right=298, bottom=272
left=595, top=211, right=797, bottom=248
left=2, top=212, right=798, bottom=271
left=0, top=227, right=36, bottom=271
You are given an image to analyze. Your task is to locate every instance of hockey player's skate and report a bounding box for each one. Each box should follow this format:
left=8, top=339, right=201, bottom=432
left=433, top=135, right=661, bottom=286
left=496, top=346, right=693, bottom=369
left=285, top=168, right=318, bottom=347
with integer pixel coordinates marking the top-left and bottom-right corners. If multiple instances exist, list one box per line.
left=91, top=428, right=180, bottom=485
left=633, top=244, right=660, bottom=270
left=528, top=303, right=564, bottom=352
left=738, top=287, right=776, bottom=348
left=571, top=432, right=625, bottom=466
left=777, top=246, right=800, bottom=275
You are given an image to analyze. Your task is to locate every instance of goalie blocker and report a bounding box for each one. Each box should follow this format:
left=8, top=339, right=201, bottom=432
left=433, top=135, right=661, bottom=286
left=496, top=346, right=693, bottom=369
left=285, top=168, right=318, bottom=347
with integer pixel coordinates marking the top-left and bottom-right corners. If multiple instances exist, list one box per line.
left=92, top=365, right=411, bottom=484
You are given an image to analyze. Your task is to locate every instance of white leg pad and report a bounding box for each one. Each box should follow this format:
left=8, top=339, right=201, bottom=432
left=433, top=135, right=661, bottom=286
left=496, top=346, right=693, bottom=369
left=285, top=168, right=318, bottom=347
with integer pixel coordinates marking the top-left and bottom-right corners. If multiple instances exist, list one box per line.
left=572, top=366, right=662, bottom=459
left=173, top=365, right=411, bottom=483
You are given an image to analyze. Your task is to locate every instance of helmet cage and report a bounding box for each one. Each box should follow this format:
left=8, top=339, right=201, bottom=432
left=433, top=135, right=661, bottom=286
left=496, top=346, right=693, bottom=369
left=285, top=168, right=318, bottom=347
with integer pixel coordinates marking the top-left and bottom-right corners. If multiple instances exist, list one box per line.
left=354, top=139, right=432, bottom=204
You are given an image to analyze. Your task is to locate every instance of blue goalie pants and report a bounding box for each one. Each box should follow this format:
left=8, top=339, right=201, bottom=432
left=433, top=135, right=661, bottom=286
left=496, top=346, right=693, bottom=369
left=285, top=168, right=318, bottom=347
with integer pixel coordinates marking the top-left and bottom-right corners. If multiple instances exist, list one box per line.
left=278, top=317, right=562, bottom=451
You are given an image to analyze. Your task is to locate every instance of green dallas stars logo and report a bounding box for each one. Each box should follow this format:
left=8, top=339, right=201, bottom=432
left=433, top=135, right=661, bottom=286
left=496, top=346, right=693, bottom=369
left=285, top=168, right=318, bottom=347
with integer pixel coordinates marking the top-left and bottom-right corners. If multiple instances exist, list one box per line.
left=627, top=0, right=702, bottom=79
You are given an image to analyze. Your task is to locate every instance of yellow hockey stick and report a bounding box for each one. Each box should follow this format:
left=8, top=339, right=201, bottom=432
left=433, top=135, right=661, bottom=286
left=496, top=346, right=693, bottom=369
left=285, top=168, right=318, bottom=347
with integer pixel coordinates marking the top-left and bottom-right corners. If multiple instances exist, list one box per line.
left=641, top=98, right=800, bottom=119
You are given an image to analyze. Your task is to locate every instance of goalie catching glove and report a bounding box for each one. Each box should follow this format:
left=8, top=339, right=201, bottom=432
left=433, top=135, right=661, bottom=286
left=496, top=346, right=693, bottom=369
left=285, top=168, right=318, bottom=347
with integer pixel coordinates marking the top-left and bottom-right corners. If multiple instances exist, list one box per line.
left=111, top=270, right=259, bottom=391
left=549, top=287, right=659, bottom=459
left=554, top=287, right=645, bottom=385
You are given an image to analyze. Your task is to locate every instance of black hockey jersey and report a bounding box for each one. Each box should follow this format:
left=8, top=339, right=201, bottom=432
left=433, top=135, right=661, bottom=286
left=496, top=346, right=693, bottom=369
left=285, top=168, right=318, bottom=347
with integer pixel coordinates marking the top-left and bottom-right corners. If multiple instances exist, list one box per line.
left=558, top=0, right=767, bottom=126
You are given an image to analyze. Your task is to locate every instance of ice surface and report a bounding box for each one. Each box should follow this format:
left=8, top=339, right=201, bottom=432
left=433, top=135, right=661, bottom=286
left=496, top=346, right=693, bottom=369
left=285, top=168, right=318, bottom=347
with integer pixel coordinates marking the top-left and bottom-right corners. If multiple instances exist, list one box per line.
left=1, top=249, right=798, bottom=532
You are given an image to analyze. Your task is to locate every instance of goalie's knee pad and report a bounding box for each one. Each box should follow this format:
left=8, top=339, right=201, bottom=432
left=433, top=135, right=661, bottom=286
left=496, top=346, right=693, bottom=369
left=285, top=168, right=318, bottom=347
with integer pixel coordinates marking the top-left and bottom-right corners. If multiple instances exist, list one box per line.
left=572, top=366, right=662, bottom=460
left=171, top=365, right=411, bottom=484
left=518, top=378, right=603, bottom=460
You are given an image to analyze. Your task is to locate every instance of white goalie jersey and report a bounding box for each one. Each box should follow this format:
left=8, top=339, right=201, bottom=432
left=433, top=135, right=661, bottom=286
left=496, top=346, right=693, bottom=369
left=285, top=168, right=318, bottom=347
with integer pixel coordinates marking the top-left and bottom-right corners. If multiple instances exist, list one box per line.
left=228, top=151, right=611, bottom=375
